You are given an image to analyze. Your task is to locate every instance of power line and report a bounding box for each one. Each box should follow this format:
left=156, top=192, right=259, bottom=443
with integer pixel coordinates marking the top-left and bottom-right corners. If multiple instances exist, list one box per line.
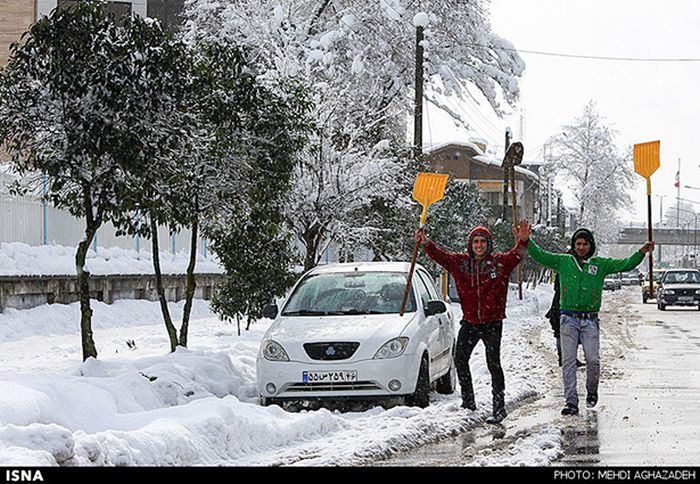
left=467, top=42, right=700, bottom=62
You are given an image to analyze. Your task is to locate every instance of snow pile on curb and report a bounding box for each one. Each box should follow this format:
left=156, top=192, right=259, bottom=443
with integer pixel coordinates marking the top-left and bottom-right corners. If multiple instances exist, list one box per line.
left=0, top=242, right=223, bottom=276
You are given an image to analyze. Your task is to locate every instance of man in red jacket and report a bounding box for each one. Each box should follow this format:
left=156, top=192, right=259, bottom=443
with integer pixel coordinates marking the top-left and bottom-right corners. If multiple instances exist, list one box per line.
left=416, top=220, right=529, bottom=424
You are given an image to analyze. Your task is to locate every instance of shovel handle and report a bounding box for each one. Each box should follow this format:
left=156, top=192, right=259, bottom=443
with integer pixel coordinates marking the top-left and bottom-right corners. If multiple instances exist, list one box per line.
left=400, top=237, right=421, bottom=316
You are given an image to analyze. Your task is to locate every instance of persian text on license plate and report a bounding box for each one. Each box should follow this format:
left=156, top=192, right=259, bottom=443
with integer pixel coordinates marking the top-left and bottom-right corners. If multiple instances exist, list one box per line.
left=302, top=370, right=358, bottom=383
left=678, top=296, right=694, bottom=302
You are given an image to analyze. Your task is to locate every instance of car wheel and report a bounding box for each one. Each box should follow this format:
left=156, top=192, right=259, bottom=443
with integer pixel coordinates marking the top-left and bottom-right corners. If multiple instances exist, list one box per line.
left=643, top=294, right=648, bottom=304
left=436, top=352, right=456, bottom=395
left=406, top=355, right=430, bottom=408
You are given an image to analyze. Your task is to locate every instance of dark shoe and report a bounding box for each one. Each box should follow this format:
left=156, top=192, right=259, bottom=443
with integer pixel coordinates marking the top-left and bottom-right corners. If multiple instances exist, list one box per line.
left=461, top=400, right=476, bottom=411
left=576, top=359, right=586, bottom=367
left=561, top=403, right=579, bottom=415
left=586, top=393, right=598, bottom=408
left=486, top=408, right=507, bottom=424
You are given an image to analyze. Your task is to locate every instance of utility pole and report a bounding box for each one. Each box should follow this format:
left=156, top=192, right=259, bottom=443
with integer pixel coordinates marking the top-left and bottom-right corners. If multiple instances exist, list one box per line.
left=676, top=158, right=681, bottom=227
left=502, top=128, right=512, bottom=221
left=413, top=25, right=424, bottom=164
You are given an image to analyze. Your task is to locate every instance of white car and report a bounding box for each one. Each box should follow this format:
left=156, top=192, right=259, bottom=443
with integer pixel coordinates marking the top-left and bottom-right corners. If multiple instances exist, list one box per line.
left=256, top=262, right=457, bottom=408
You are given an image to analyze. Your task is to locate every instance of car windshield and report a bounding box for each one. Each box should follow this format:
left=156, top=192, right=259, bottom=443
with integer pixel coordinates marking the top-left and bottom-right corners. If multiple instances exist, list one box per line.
left=663, top=271, right=700, bottom=284
left=281, top=271, right=417, bottom=316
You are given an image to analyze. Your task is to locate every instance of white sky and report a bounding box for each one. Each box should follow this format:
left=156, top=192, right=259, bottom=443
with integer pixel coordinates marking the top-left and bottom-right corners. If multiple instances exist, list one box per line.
left=425, top=0, right=700, bottom=225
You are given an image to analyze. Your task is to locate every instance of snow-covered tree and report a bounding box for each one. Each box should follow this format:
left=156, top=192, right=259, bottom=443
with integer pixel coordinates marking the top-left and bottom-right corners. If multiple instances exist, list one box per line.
left=546, top=101, right=634, bottom=242
left=103, top=14, right=201, bottom=353
left=182, top=0, right=524, bottom=269
left=0, top=3, right=193, bottom=360
left=198, top=45, right=312, bottom=328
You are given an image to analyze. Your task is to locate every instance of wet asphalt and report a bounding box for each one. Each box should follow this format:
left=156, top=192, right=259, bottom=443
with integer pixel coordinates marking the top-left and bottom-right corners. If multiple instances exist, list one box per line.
left=372, top=286, right=700, bottom=466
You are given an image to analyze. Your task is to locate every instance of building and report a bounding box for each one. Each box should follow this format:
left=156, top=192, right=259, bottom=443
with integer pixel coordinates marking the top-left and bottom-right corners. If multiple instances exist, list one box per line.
left=1, top=1, right=185, bottom=68
left=424, top=140, right=539, bottom=223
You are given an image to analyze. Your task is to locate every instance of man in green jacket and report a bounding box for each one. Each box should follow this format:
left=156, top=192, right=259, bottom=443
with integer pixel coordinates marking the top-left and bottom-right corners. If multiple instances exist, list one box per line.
left=522, top=220, right=654, bottom=415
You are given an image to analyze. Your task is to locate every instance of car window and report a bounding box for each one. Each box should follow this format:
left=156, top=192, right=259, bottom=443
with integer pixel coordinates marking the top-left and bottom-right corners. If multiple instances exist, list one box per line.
left=281, top=271, right=416, bottom=315
left=414, top=274, right=432, bottom=308
left=663, top=271, right=700, bottom=284
left=417, top=270, right=440, bottom=301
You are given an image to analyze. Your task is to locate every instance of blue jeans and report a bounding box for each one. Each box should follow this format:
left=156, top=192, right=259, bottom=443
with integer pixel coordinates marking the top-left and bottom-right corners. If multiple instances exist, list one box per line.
left=560, top=313, right=600, bottom=406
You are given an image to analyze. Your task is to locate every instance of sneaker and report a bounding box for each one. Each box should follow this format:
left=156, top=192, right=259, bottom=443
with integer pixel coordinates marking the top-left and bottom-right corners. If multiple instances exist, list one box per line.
left=561, top=403, right=579, bottom=415
left=586, top=393, right=598, bottom=408
left=486, top=409, right=507, bottom=424
left=461, top=400, right=476, bottom=411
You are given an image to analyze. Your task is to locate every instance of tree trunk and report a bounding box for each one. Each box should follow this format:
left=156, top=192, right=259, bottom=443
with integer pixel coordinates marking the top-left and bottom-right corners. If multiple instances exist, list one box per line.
left=76, top=223, right=99, bottom=362
left=179, top=216, right=198, bottom=348
left=151, top=217, right=178, bottom=352
left=303, top=225, right=321, bottom=271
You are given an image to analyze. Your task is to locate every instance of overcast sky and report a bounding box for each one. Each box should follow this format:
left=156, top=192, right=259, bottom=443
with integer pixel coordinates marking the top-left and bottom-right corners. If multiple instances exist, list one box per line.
left=425, top=0, right=700, bottom=225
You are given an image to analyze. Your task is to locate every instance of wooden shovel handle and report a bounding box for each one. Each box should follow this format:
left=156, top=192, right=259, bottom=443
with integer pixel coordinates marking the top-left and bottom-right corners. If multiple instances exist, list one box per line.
left=400, top=238, right=421, bottom=316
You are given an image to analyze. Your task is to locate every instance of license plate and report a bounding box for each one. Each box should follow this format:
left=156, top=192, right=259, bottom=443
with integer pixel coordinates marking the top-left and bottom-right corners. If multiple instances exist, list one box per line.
left=678, top=296, right=694, bottom=302
left=302, top=370, right=358, bottom=383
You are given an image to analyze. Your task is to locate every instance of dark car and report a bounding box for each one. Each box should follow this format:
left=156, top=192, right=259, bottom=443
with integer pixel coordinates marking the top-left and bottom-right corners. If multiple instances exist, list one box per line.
left=656, top=269, right=700, bottom=311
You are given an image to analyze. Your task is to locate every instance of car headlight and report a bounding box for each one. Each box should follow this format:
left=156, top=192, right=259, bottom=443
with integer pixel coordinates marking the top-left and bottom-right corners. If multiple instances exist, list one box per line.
left=262, top=340, right=289, bottom=361
left=665, top=289, right=675, bottom=294
left=374, top=337, right=409, bottom=359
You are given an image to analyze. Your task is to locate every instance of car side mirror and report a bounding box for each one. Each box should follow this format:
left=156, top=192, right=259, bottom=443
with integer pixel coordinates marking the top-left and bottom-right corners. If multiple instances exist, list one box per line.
left=262, top=304, right=278, bottom=319
left=424, top=300, right=447, bottom=316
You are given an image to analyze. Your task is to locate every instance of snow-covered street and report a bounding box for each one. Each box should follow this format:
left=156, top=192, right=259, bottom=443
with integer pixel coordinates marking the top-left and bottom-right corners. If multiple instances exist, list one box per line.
left=0, top=283, right=562, bottom=466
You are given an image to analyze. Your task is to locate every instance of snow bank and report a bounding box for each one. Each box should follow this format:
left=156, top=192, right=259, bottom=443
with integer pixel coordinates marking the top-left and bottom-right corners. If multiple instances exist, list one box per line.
left=0, top=242, right=223, bottom=276
left=0, top=284, right=563, bottom=466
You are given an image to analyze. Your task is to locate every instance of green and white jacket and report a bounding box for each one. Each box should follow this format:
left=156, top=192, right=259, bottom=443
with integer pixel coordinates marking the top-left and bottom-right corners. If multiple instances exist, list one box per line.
left=528, top=239, right=644, bottom=313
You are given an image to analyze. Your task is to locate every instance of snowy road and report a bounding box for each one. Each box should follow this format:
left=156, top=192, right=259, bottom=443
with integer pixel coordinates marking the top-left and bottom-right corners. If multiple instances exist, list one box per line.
left=374, top=287, right=700, bottom=466
left=2, top=284, right=697, bottom=467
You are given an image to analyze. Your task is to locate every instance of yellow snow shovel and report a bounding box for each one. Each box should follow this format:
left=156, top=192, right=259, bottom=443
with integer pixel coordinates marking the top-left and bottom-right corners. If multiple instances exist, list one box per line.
left=400, top=172, right=449, bottom=316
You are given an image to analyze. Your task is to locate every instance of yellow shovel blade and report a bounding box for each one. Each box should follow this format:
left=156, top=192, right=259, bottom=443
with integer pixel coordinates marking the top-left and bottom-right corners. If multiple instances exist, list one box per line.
left=412, top=173, right=449, bottom=225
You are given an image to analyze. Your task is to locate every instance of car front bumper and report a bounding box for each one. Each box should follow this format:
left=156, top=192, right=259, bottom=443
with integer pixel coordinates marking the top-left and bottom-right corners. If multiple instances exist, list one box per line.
left=256, top=353, right=422, bottom=400
left=659, top=295, right=700, bottom=306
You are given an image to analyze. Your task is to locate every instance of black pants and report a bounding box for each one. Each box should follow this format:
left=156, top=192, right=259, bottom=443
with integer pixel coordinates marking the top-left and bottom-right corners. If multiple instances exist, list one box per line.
left=456, top=320, right=505, bottom=412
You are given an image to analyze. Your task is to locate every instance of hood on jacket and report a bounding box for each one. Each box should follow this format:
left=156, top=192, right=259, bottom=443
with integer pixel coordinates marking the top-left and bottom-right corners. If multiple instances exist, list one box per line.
left=571, top=228, right=596, bottom=259
left=468, top=226, right=493, bottom=258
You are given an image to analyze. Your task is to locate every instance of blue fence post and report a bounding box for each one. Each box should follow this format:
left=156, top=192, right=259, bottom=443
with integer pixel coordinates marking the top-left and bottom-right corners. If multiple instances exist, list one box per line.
left=171, top=231, right=176, bottom=254
left=92, top=232, right=97, bottom=253
left=42, top=172, right=47, bottom=245
left=135, top=210, right=140, bottom=258
left=203, top=239, right=207, bottom=258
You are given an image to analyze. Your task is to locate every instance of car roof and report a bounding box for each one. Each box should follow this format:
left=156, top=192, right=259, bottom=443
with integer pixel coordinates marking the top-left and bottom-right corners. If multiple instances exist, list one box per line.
left=664, top=268, right=700, bottom=273
left=308, top=261, right=417, bottom=275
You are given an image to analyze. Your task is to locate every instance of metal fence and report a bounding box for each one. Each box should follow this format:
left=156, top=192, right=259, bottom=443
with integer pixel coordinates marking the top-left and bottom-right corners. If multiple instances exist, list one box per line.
left=0, top=194, right=208, bottom=256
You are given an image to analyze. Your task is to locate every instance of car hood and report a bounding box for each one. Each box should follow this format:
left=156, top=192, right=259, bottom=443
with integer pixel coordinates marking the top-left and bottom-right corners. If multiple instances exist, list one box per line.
left=265, top=313, right=417, bottom=361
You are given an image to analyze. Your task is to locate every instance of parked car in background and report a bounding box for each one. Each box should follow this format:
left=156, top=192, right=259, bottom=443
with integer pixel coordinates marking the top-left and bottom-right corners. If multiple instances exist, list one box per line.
left=604, top=276, right=618, bottom=291
left=642, top=269, right=667, bottom=303
left=257, top=262, right=456, bottom=409
left=621, top=271, right=642, bottom=286
left=656, top=269, right=700, bottom=310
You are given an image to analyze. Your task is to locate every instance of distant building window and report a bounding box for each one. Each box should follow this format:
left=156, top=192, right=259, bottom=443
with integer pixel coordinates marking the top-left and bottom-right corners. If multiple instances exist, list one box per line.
left=147, top=0, right=185, bottom=31
left=57, top=1, right=132, bottom=24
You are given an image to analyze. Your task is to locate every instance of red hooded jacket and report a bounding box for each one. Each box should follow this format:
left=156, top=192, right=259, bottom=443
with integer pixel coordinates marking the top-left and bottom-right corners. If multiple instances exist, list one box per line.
left=424, top=226, right=527, bottom=325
